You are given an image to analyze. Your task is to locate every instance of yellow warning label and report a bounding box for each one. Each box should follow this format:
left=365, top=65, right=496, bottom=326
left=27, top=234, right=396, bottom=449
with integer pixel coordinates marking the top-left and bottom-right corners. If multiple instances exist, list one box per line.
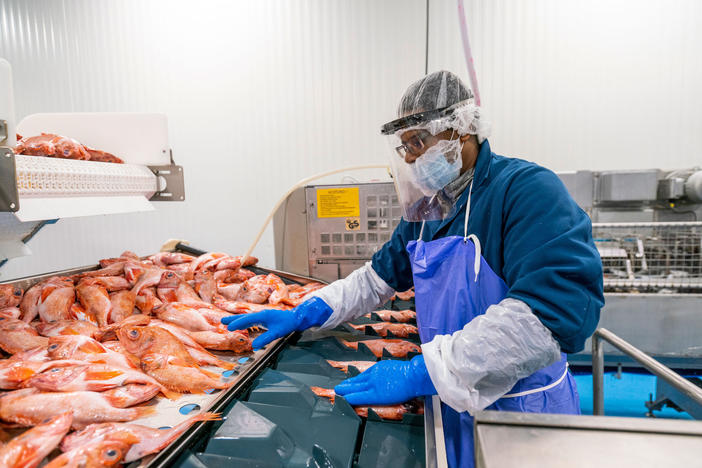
left=317, top=188, right=360, bottom=218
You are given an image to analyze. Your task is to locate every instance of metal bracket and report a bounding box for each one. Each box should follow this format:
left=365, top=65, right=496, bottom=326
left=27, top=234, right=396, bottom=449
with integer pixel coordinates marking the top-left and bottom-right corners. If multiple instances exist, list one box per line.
left=0, top=120, right=7, bottom=144
left=148, top=151, right=185, bottom=201
left=0, top=147, right=19, bottom=212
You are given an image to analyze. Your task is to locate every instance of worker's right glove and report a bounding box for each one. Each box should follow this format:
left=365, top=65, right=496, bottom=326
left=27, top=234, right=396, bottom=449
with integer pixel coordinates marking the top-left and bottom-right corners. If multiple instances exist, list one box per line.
left=221, top=296, right=333, bottom=349
left=334, top=355, right=437, bottom=405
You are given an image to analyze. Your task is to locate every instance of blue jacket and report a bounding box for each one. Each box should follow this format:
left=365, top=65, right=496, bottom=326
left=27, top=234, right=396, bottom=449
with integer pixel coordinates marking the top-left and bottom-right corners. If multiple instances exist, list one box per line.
left=371, top=140, right=604, bottom=353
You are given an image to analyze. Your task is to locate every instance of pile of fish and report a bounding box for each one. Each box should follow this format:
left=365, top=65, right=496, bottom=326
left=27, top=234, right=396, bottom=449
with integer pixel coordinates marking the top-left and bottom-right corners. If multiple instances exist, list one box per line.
left=0, top=250, right=325, bottom=467
left=309, top=386, right=424, bottom=421
left=14, top=133, right=125, bottom=163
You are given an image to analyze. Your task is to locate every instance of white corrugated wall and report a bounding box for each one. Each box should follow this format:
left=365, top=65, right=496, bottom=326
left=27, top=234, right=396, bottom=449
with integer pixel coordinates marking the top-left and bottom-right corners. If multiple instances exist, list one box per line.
left=0, top=0, right=426, bottom=279
left=1, top=0, right=701, bottom=279
left=428, top=0, right=702, bottom=171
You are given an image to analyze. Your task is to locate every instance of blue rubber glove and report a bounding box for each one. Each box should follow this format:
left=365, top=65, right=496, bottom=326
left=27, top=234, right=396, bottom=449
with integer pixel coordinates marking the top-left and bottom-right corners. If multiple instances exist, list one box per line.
left=221, top=296, right=333, bottom=349
left=334, top=355, right=437, bottom=405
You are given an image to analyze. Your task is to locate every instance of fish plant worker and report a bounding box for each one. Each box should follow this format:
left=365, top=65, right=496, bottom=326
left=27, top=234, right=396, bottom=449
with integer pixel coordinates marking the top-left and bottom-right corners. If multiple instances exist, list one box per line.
left=223, top=70, right=604, bottom=467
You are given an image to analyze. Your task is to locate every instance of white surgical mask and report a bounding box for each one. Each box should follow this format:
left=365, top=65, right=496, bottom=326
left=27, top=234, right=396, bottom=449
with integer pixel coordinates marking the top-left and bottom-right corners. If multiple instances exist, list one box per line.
left=410, top=139, right=464, bottom=195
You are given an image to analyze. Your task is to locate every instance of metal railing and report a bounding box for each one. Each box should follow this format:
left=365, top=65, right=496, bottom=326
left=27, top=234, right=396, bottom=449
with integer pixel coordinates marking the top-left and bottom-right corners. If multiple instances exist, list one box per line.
left=591, top=328, right=702, bottom=416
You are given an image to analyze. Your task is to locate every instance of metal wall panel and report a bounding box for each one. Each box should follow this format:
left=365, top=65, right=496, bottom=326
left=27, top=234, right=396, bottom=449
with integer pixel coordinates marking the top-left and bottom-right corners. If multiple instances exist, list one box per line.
left=428, top=0, right=702, bottom=172
left=0, top=0, right=426, bottom=279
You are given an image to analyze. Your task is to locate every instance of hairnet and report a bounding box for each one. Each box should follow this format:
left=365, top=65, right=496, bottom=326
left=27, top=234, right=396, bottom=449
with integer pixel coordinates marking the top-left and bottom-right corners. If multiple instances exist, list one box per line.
left=397, top=70, right=474, bottom=117
left=393, top=70, right=490, bottom=143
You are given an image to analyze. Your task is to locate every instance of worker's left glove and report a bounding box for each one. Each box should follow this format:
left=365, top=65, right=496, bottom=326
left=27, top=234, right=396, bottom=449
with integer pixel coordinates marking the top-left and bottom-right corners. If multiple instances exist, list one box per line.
left=221, top=296, right=332, bottom=349
left=334, top=355, right=437, bottom=405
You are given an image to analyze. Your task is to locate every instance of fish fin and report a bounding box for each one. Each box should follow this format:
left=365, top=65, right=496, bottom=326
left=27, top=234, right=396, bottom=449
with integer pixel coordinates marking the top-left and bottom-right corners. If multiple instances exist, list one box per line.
left=77, top=341, right=106, bottom=354
left=160, top=389, right=182, bottom=401
left=133, top=406, right=157, bottom=419
left=7, top=366, right=36, bottom=383
left=85, top=370, right=123, bottom=381
left=198, top=368, right=222, bottom=380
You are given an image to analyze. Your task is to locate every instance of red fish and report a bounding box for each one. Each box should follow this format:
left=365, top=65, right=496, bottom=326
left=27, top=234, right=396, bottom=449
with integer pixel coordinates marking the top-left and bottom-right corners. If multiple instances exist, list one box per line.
left=155, top=302, right=221, bottom=332
left=0, top=307, right=21, bottom=319
left=284, top=281, right=326, bottom=306
left=326, top=360, right=376, bottom=373
left=19, top=281, right=43, bottom=323
left=47, top=335, right=136, bottom=370
left=194, top=270, right=217, bottom=303
left=61, top=412, right=221, bottom=463
left=100, top=383, right=160, bottom=408
left=216, top=282, right=242, bottom=300
left=26, top=363, right=179, bottom=399
left=369, top=309, right=416, bottom=323
left=45, top=430, right=139, bottom=467
left=108, top=290, right=136, bottom=324
left=0, top=284, right=23, bottom=308
left=393, top=289, right=415, bottom=301
left=0, top=359, right=84, bottom=390
left=188, top=330, right=253, bottom=353
left=0, top=412, right=72, bottom=468
left=140, top=353, right=234, bottom=393
left=0, top=388, right=155, bottom=429
left=340, top=339, right=421, bottom=358
left=76, top=279, right=111, bottom=328
left=149, top=252, right=195, bottom=267
left=310, top=387, right=424, bottom=421
left=134, top=287, right=161, bottom=315
left=214, top=268, right=256, bottom=283
left=0, top=317, right=49, bottom=354
left=349, top=322, right=418, bottom=338
left=35, top=319, right=101, bottom=339
left=36, top=277, right=75, bottom=323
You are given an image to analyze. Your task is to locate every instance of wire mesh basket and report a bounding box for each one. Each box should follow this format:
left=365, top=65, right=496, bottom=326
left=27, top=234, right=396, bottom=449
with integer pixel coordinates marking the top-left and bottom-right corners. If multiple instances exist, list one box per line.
left=593, top=222, right=702, bottom=291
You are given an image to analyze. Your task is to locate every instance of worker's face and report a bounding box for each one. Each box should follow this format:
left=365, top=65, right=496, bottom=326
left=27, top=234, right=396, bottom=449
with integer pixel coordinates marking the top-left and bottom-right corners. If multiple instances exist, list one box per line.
left=397, top=129, right=455, bottom=164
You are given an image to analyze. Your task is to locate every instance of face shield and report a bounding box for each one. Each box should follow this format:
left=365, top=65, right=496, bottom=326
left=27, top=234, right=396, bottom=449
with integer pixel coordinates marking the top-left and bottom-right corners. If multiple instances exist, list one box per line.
left=381, top=99, right=488, bottom=222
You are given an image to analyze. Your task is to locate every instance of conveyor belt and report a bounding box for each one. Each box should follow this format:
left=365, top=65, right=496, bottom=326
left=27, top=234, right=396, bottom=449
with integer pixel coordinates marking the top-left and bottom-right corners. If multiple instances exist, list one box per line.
left=170, top=297, right=426, bottom=467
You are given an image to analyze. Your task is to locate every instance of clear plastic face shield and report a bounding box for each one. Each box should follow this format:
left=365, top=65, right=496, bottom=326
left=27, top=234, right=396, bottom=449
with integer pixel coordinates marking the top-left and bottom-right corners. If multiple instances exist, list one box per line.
left=381, top=99, right=487, bottom=222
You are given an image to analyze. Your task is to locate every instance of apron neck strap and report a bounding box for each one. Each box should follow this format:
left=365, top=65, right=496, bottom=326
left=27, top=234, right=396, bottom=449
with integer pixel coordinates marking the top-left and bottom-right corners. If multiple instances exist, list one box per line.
left=463, top=179, right=474, bottom=241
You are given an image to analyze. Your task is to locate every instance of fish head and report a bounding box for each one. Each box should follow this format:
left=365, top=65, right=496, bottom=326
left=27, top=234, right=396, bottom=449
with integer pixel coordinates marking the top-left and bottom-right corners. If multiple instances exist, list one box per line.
left=48, top=335, right=105, bottom=359
left=116, top=325, right=154, bottom=356
left=0, top=284, right=23, bottom=308
left=158, top=270, right=180, bottom=289
left=229, top=332, right=253, bottom=353
left=28, top=364, right=87, bottom=390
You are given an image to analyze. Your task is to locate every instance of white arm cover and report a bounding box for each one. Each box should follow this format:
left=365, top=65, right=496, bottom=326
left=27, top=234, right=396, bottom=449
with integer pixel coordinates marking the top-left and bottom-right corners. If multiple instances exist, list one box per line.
left=311, top=262, right=396, bottom=329
left=422, top=298, right=561, bottom=414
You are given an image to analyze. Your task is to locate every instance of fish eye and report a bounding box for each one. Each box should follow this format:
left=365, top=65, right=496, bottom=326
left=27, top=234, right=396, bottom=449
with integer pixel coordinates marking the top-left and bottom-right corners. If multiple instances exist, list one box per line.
left=104, top=449, right=119, bottom=459
left=128, top=329, right=139, bottom=338
left=50, top=367, right=62, bottom=372
left=48, top=344, right=58, bottom=350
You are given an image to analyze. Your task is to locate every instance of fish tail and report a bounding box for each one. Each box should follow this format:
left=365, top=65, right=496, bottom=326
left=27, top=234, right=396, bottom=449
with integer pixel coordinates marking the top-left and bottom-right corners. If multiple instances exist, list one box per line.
left=192, top=412, right=221, bottom=422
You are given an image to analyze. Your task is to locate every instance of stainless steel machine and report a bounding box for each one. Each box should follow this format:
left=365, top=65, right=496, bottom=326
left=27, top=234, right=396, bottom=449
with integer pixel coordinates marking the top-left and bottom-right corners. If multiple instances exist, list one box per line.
left=274, top=167, right=702, bottom=365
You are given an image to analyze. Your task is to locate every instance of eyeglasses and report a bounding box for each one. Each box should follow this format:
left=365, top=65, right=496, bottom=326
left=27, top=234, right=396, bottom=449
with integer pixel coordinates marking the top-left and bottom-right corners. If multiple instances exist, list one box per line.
left=395, top=130, right=433, bottom=158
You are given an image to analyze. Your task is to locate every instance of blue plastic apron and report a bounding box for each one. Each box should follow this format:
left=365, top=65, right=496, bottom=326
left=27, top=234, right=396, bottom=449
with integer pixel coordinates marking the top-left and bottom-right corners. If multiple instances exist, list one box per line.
left=406, top=181, right=581, bottom=468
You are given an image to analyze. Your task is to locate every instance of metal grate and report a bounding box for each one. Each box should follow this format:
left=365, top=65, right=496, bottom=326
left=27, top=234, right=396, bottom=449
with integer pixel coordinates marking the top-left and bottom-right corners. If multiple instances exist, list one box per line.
left=593, top=222, right=702, bottom=291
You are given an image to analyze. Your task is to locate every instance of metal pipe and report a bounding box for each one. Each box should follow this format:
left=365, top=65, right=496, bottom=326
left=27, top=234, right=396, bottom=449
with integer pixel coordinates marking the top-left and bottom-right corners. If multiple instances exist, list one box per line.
left=592, top=332, right=605, bottom=415
left=591, top=328, right=702, bottom=416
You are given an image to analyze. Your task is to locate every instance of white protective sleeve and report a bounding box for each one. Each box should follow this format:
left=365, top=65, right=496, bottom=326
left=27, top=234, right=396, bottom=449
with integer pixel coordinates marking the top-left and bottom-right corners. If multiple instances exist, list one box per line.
left=422, top=298, right=561, bottom=414
left=311, top=262, right=396, bottom=329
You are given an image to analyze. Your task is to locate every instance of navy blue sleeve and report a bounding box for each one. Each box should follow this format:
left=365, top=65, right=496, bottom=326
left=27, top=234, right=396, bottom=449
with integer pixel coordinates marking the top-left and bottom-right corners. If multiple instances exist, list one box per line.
left=371, top=221, right=415, bottom=292
left=502, top=165, right=604, bottom=353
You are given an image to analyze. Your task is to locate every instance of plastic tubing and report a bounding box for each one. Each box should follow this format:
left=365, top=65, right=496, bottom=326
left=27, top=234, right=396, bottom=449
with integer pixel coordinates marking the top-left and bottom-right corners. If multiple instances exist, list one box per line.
left=242, top=165, right=390, bottom=263
left=457, top=0, right=482, bottom=107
